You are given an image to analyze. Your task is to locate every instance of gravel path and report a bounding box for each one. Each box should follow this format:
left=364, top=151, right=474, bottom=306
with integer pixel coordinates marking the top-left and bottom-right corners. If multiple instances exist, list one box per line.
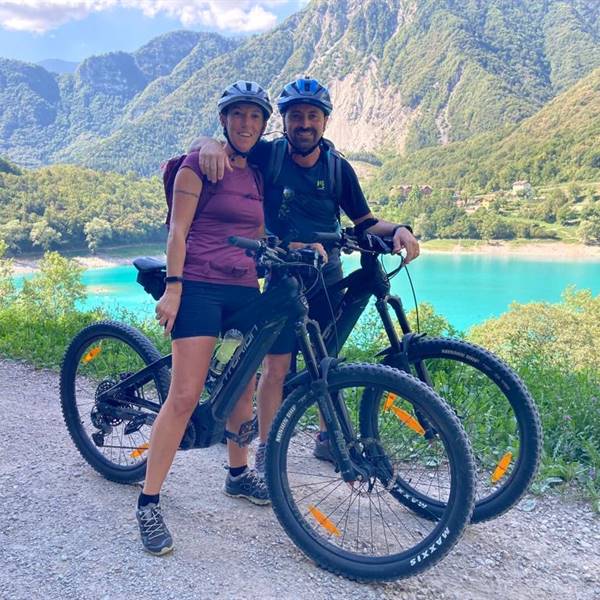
left=2, top=359, right=598, bottom=600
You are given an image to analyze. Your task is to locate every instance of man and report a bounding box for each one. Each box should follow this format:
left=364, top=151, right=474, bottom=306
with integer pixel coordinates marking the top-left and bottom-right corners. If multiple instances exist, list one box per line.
left=191, top=77, right=419, bottom=471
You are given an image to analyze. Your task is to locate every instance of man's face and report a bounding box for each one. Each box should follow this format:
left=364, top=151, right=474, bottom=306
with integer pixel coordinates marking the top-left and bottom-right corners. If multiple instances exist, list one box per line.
left=284, top=103, right=328, bottom=152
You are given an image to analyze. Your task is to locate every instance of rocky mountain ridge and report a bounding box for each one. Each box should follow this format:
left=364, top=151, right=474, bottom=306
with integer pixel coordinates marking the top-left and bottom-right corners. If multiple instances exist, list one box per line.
left=0, top=0, right=598, bottom=175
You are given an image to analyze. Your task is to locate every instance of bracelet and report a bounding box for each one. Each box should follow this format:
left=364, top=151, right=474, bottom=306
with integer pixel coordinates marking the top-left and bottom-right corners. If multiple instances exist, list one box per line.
left=165, top=276, right=184, bottom=284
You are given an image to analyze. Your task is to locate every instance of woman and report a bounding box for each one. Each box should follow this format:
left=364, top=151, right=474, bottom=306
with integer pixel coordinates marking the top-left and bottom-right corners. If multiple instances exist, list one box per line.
left=136, top=81, right=272, bottom=556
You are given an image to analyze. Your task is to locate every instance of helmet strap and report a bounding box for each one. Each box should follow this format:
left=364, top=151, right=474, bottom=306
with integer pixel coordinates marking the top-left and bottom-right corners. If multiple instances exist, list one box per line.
left=223, top=127, right=249, bottom=159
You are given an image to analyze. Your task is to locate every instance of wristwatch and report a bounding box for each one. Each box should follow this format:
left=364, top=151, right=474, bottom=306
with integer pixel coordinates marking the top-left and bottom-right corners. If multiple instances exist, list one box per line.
left=165, top=276, right=184, bottom=284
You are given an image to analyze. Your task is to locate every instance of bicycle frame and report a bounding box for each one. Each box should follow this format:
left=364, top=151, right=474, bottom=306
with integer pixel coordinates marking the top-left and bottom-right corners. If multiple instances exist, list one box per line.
left=284, top=251, right=423, bottom=392
left=96, top=264, right=367, bottom=481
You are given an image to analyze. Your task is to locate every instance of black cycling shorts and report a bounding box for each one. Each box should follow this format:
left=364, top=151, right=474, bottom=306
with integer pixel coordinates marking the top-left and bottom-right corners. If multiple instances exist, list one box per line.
left=171, top=280, right=261, bottom=340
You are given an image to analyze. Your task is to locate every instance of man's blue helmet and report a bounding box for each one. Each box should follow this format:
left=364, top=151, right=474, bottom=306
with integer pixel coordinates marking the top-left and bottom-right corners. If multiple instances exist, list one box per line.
left=277, top=78, right=333, bottom=116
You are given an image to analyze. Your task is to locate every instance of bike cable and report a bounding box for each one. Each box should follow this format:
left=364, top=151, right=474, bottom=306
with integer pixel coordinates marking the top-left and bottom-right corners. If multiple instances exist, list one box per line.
left=318, top=269, right=341, bottom=357
left=383, top=252, right=421, bottom=334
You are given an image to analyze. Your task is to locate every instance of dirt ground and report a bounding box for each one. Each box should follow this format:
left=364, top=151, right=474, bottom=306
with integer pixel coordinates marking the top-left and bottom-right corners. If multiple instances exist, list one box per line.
left=1, top=358, right=598, bottom=600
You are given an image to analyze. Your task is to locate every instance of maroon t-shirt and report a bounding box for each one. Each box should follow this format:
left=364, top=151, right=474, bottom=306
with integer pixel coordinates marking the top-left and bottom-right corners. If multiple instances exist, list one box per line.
left=178, top=152, right=263, bottom=288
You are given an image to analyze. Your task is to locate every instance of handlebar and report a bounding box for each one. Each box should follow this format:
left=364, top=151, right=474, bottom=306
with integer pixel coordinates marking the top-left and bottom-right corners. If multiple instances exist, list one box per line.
left=228, top=229, right=400, bottom=276
left=228, top=235, right=324, bottom=273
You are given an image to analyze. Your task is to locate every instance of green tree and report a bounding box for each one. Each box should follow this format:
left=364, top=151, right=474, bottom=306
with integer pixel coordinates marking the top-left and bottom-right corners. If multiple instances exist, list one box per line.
left=0, top=240, right=15, bottom=301
left=18, top=252, right=85, bottom=317
left=84, top=217, right=113, bottom=253
left=0, top=219, right=30, bottom=253
left=578, top=219, right=600, bottom=245
left=30, top=219, right=62, bottom=250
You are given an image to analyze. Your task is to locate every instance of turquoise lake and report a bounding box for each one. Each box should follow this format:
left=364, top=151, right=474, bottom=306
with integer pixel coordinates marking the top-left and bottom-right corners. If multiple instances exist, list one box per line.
left=16, top=253, right=600, bottom=331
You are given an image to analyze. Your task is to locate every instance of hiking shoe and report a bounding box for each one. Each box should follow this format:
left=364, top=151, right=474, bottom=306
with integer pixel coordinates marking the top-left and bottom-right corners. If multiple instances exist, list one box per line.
left=224, top=469, right=270, bottom=505
left=313, top=434, right=335, bottom=464
left=136, top=503, right=174, bottom=556
left=254, top=442, right=266, bottom=475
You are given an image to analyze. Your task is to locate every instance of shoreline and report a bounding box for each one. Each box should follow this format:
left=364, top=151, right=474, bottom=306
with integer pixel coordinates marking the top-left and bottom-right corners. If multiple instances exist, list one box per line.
left=12, top=252, right=165, bottom=275
left=420, top=240, right=600, bottom=261
left=9, top=241, right=600, bottom=275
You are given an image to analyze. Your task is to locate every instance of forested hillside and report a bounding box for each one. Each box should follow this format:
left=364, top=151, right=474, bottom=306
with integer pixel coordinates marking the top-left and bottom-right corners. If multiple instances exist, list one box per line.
left=0, top=0, right=598, bottom=175
left=0, top=165, right=164, bottom=254
left=368, top=67, right=600, bottom=196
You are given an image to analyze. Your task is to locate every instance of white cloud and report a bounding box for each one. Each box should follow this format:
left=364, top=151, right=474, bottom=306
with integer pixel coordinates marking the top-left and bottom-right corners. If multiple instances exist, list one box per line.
left=0, top=1, right=113, bottom=33
left=0, top=0, right=285, bottom=33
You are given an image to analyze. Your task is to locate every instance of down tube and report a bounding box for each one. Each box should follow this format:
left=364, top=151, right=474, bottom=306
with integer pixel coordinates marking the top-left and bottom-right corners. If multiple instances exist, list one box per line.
left=210, top=316, right=288, bottom=421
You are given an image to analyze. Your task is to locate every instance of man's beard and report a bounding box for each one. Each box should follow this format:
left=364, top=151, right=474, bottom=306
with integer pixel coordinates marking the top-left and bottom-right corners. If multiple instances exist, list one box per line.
left=289, top=128, right=319, bottom=150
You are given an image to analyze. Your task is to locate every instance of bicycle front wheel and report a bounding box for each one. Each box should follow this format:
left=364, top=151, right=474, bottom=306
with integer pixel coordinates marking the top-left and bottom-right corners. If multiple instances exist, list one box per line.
left=60, top=320, right=170, bottom=483
left=363, top=336, right=542, bottom=523
left=265, top=363, right=475, bottom=582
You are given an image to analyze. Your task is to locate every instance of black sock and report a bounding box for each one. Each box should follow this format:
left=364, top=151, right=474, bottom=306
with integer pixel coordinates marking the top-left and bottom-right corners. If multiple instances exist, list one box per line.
left=138, top=492, right=160, bottom=508
left=229, top=465, right=247, bottom=477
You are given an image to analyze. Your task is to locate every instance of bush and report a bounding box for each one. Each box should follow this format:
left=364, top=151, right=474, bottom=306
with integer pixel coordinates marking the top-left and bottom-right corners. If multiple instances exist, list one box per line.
left=469, top=288, right=600, bottom=495
left=17, top=252, right=86, bottom=317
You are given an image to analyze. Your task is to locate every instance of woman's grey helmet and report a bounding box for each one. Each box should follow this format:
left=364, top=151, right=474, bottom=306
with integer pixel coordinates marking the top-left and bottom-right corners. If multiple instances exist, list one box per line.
left=217, top=81, right=273, bottom=119
left=277, top=78, right=333, bottom=116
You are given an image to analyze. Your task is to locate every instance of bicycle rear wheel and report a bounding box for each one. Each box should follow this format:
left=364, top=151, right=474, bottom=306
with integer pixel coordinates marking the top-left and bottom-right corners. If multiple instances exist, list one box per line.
left=265, top=363, right=475, bottom=582
left=60, top=320, right=170, bottom=483
left=362, top=336, right=542, bottom=523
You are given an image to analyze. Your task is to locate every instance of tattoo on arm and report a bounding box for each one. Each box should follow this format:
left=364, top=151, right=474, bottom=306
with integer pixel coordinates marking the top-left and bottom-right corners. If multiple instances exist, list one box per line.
left=174, top=188, right=198, bottom=199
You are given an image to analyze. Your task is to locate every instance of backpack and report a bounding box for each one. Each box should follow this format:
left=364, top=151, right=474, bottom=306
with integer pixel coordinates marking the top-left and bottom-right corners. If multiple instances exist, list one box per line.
left=263, top=138, right=343, bottom=207
left=161, top=154, right=188, bottom=228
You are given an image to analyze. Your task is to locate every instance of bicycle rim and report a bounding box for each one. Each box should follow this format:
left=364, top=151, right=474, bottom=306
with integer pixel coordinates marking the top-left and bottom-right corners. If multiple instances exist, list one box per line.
left=61, top=322, right=168, bottom=481
left=266, top=365, right=474, bottom=581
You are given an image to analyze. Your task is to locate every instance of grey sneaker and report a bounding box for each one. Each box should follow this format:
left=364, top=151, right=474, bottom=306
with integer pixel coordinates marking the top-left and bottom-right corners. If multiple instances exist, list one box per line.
left=224, top=469, right=270, bottom=505
left=254, top=442, right=266, bottom=475
left=313, top=434, right=335, bottom=463
left=136, top=503, right=174, bottom=556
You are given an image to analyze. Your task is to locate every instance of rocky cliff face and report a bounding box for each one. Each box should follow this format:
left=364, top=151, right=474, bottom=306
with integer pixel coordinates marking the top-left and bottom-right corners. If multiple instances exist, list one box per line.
left=0, top=0, right=598, bottom=173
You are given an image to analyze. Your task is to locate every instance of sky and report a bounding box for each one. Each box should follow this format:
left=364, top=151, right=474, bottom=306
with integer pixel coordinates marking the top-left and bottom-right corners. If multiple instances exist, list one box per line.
left=0, top=0, right=310, bottom=63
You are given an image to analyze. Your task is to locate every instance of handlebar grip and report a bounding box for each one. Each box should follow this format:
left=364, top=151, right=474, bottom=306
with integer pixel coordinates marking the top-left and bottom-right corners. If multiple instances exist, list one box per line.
left=228, top=236, right=261, bottom=251
left=305, top=231, right=342, bottom=244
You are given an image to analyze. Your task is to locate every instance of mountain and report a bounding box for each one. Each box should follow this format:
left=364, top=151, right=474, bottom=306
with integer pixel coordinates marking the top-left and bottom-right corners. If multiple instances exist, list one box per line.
left=37, top=59, right=78, bottom=74
left=0, top=31, right=235, bottom=168
left=1, top=0, right=599, bottom=174
left=0, top=155, right=20, bottom=174
left=368, top=67, right=600, bottom=195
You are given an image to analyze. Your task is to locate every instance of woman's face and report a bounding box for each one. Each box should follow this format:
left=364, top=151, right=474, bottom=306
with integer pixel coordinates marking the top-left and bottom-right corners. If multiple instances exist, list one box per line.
left=220, top=102, right=266, bottom=153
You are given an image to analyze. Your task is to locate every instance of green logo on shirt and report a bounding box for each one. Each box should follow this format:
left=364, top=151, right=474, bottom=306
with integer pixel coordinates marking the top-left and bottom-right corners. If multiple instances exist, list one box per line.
left=316, top=180, right=325, bottom=190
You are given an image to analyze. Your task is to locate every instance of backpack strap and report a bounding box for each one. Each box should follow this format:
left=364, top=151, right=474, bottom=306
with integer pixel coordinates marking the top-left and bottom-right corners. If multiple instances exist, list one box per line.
left=162, top=154, right=213, bottom=229
left=322, top=138, right=343, bottom=220
left=264, top=138, right=288, bottom=187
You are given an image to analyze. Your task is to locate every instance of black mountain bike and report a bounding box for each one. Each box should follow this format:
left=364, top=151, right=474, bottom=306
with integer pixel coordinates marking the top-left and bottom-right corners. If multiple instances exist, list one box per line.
left=283, top=229, right=541, bottom=524
left=60, top=235, right=476, bottom=582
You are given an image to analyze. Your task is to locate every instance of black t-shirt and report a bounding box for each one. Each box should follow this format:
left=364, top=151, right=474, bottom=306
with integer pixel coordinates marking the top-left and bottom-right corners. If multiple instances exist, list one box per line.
left=249, top=140, right=370, bottom=280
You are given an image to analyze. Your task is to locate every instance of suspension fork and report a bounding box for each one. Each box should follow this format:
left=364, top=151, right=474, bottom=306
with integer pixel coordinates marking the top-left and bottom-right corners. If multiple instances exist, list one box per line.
left=296, top=319, right=365, bottom=482
left=385, top=295, right=433, bottom=386
left=379, top=295, right=437, bottom=439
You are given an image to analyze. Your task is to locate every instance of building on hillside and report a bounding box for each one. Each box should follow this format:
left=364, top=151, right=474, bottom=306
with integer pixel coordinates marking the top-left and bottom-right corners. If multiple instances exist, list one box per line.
left=391, top=184, right=434, bottom=199
left=512, top=180, right=533, bottom=197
